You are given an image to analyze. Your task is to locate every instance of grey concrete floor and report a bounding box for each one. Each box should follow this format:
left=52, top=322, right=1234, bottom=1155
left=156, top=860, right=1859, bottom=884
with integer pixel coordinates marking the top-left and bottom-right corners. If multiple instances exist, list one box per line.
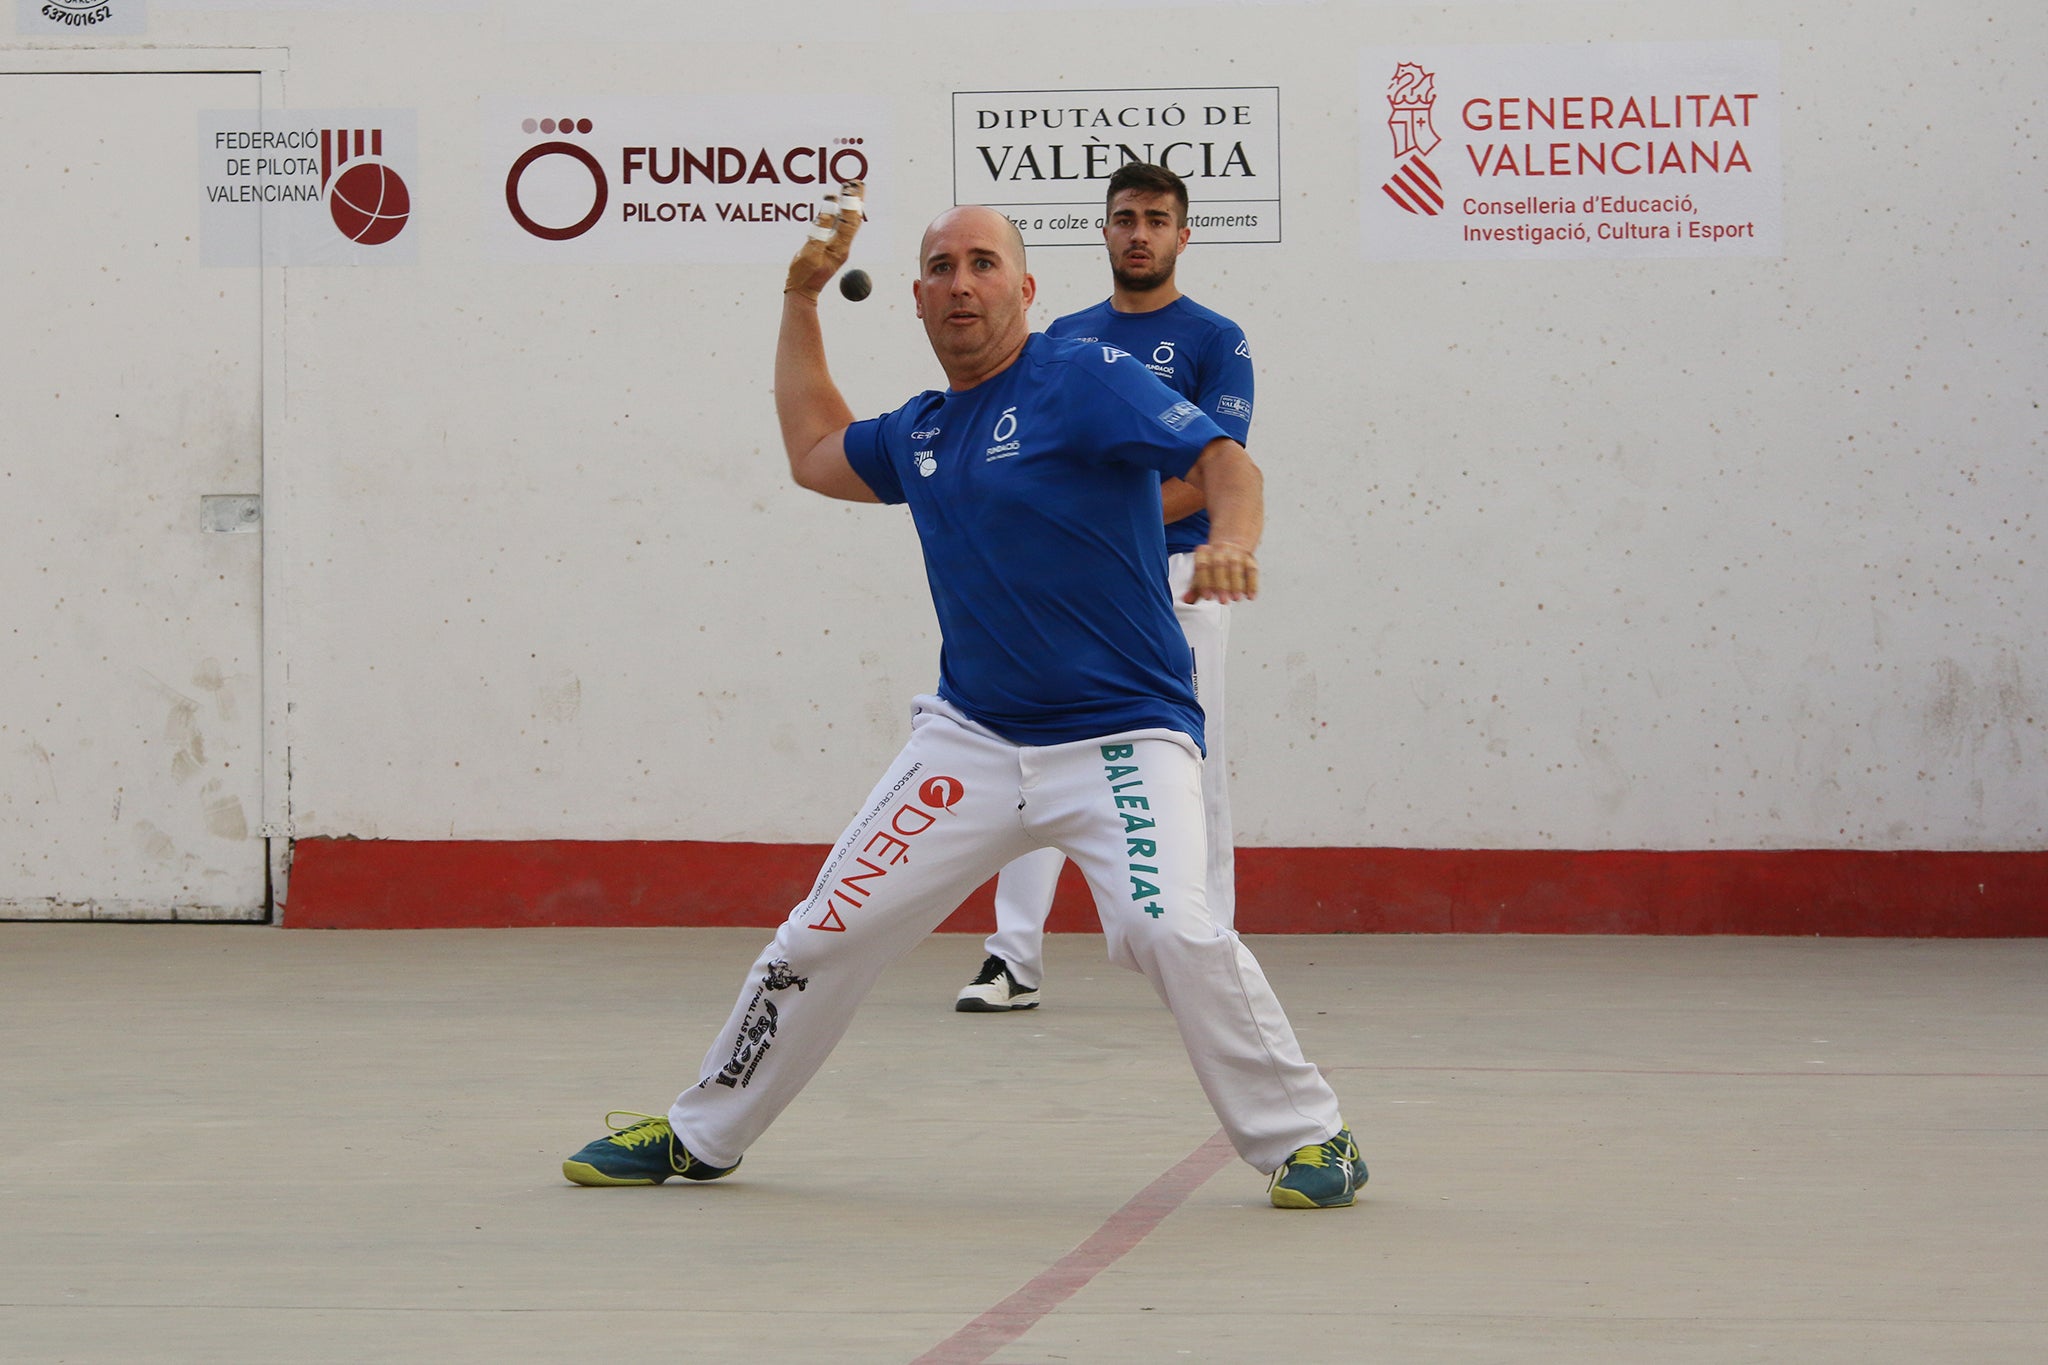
left=1, top=926, right=2043, bottom=1364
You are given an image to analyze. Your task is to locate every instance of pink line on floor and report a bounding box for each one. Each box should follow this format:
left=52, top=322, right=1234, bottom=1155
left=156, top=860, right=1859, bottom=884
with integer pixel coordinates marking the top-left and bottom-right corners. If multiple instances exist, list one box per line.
left=1346, top=1064, right=2048, bottom=1079
left=911, top=1129, right=1238, bottom=1365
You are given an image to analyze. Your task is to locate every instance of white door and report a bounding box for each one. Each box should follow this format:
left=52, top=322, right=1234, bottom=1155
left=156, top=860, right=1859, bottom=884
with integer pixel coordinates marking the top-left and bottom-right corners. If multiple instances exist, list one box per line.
left=1, top=72, right=268, bottom=920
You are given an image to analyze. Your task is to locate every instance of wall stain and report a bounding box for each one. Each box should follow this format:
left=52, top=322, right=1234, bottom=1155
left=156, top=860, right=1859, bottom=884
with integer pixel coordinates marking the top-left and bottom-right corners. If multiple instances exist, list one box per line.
left=536, top=671, right=582, bottom=724
left=201, top=779, right=248, bottom=842
left=193, top=657, right=239, bottom=722
left=168, top=697, right=207, bottom=783
left=133, top=821, right=177, bottom=863
left=144, top=671, right=209, bottom=783
left=1924, top=652, right=2040, bottom=772
left=26, top=741, right=59, bottom=802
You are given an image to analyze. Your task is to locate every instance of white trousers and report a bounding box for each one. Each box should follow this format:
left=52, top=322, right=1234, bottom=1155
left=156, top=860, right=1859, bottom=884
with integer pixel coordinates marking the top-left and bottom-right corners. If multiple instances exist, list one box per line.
left=669, top=695, right=1342, bottom=1175
left=986, top=551, right=1234, bottom=988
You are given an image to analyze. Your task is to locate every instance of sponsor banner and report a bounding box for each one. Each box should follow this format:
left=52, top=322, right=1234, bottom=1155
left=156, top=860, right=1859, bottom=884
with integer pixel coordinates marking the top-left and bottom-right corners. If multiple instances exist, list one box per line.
left=16, top=0, right=145, bottom=33
left=199, top=110, right=419, bottom=266
left=484, top=97, right=886, bottom=265
left=953, top=87, right=1281, bottom=247
left=1361, top=43, right=1782, bottom=261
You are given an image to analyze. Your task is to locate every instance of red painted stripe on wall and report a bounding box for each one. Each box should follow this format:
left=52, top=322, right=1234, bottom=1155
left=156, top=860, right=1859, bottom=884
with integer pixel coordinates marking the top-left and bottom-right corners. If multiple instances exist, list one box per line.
left=281, top=839, right=2048, bottom=935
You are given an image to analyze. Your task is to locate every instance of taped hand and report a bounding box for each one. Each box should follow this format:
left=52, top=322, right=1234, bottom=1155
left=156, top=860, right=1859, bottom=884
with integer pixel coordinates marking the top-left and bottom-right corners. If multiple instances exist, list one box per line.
left=1185, top=540, right=1260, bottom=604
left=785, top=180, right=865, bottom=301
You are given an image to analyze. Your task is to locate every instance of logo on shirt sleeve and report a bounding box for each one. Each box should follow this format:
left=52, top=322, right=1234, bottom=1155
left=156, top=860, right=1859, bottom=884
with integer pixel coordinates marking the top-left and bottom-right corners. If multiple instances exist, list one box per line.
left=1234, top=338, right=1252, bottom=359
left=1100, top=345, right=1131, bottom=364
left=1157, top=400, right=1204, bottom=432
left=1216, top=395, right=1253, bottom=422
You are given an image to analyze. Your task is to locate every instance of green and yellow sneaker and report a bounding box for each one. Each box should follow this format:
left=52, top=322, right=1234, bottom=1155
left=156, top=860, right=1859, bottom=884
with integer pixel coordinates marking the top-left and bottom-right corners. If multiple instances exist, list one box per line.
left=562, top=1112, right=741, bottom=1187
left=1268, top=1126, right=1365, bottom=1209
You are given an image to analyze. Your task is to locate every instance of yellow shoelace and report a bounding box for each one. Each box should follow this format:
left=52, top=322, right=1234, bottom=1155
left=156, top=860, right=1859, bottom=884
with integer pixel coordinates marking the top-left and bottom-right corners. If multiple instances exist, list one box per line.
left=603, top=1111, right=671, bottom=1148
left=1290, top=1134, right=1355, bottom=1169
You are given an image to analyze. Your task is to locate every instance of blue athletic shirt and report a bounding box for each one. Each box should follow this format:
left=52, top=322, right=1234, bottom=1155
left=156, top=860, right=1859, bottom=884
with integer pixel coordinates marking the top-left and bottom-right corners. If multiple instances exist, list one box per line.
left=842, top=332, right=1227, bottom=750
left=1044, top=295, right=1254, bottom=556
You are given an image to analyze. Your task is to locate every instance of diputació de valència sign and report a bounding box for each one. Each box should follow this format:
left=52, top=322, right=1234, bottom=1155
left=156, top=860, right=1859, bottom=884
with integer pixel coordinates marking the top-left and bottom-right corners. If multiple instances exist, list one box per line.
left=953, top=87, right=1283, bottom=247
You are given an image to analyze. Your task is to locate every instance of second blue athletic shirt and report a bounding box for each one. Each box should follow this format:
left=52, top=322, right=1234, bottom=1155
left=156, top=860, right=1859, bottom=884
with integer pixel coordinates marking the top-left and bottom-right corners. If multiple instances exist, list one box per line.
left=1044, top=295, right=1254, bottom=556
left=842, top=333, right=1227, bottom=749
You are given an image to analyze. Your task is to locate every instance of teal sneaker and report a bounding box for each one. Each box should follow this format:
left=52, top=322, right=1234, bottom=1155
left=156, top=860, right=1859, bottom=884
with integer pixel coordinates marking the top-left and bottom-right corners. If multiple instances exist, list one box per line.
left=562, top=1112, right=741, bottom=1187
left=1268, top=1126, right=1365, bottom=1209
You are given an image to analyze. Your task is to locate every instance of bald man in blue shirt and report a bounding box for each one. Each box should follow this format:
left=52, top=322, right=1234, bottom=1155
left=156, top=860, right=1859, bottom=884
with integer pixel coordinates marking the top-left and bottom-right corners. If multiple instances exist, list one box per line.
left=561, top=184, right=1362, bottom=1210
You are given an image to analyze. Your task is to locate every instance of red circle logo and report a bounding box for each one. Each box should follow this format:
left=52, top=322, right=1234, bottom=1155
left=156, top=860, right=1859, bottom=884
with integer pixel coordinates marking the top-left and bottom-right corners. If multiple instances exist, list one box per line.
left=919, top=775, right=965, bottom=810
left=328, top=161, right=411, bottom=246
left=505, top=141, right=608, bottom=241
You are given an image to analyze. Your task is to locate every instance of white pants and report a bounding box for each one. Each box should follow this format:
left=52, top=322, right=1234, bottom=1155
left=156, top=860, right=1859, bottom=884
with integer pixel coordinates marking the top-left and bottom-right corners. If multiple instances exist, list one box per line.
left=986, top=551, right=1234, bottom=988
left=669, top=695, right=1342, bottom=1175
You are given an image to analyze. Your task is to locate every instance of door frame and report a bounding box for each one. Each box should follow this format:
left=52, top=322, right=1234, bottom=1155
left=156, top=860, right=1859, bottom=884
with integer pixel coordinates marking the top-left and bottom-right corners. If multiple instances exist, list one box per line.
left=2, top=47, right=292, bottom=919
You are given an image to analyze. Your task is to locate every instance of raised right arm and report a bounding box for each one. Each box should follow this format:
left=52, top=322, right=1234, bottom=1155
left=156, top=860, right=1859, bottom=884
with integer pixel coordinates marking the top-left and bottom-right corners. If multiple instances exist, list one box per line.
left=774, top=183, right=880, bottom=503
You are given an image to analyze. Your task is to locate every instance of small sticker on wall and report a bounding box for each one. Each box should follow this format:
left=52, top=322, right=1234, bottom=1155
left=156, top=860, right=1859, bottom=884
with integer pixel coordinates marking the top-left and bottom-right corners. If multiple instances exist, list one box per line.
left=16, top=0, right=146, bottom=34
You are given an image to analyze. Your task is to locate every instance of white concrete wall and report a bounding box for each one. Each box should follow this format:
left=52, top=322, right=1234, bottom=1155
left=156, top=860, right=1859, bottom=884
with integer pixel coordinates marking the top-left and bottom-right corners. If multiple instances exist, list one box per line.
left=7, top=0, right=2042, bottom=862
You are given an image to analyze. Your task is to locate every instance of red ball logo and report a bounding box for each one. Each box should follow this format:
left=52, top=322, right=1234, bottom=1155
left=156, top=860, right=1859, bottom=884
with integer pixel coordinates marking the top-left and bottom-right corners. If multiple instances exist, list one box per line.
left=328, top=161, right=411, bottom=246
left=919, top=775, right=965, bottom=810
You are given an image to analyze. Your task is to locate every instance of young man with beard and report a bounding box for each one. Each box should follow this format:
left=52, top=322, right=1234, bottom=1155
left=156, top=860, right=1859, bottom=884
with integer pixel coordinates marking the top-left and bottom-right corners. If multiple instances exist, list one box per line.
left=560, top=184, right=1363, bottom=1209
left=956, top=163, right=1257, bottom=1015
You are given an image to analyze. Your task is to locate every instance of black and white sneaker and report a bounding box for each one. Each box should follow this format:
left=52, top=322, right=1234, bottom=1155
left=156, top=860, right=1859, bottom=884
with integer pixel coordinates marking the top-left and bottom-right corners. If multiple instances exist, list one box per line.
left=954, top=955, right=1041, bottom=1012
